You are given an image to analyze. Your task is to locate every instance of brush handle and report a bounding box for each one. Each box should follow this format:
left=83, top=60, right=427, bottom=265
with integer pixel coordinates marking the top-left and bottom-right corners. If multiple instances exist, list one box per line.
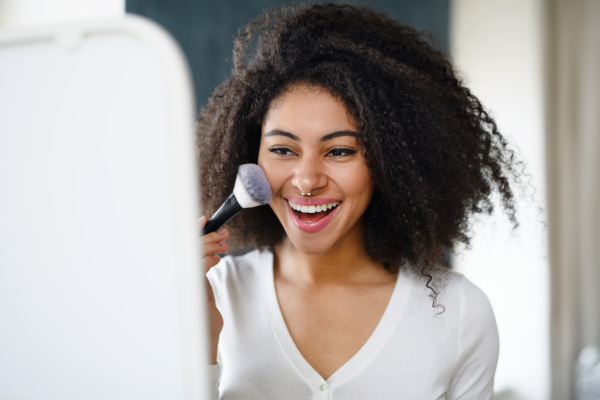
left=203, top=193, right=243, bottom=235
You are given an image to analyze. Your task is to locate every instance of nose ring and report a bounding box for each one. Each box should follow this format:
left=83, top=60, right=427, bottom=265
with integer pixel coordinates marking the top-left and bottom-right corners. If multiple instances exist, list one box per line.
left=301, top=191, right=312, bottom=197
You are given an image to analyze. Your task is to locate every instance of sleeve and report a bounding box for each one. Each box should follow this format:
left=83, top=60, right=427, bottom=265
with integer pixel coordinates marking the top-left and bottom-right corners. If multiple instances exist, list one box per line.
left=446, top=276, right=499, bottom=400
left=207, top=362, right=221, bottom=400
left=206, top=261, right=224, bottom=400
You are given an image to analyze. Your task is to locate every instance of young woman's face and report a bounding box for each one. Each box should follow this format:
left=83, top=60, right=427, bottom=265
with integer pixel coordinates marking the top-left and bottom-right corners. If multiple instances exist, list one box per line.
left=258, top=85, right=374, bottom=255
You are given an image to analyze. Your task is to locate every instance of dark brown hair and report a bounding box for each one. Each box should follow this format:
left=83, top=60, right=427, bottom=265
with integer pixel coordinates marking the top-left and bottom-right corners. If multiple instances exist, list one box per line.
left=196, top=3, right=522, bottom=308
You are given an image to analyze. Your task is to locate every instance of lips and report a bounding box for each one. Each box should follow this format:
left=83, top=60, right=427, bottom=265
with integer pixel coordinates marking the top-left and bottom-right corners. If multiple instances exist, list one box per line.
left=285, top=198, right=341, bottom=233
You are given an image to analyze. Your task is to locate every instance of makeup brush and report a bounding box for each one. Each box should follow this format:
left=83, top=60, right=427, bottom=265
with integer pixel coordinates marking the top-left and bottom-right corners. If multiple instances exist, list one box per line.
left=202, top=164, right=272, bottom=235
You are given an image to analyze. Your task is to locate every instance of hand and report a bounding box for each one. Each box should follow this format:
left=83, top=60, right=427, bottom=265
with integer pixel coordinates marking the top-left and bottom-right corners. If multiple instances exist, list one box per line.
left=199, top=216, right=229, bottom=364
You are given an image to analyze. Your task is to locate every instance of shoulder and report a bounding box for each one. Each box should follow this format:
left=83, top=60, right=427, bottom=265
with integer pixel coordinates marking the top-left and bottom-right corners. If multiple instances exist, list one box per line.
left=445, top=271, right=497, bottom=335
left=440, top=272, right=499, bottom=398
left=403, top=269, right=498, bottom=354
left=449, top=274, right=499, bottom=399
left=404, top=269, right=495, bottom=321
left=404, top=270, right=499, bottom=398
left=206, top=249, right=269, bottom=304
left=206, top=249, right=265, bottom=280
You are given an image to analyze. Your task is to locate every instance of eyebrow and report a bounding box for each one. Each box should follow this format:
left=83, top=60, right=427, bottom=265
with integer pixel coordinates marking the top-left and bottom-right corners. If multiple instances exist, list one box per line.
left=264, top=129, right=358, bottom=142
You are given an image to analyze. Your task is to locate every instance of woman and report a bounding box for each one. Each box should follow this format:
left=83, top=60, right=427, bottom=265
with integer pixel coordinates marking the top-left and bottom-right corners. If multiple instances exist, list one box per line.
left=197, top=4, right=522, bottom=399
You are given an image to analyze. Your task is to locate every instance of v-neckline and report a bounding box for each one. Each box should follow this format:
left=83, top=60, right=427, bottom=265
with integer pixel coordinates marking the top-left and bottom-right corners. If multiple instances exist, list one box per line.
left=260, top=250, right=412, bottom=390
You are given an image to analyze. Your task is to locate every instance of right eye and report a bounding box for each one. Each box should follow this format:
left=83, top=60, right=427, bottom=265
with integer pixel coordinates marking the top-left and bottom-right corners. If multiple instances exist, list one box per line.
left=269, top=147, right=296, bottom=156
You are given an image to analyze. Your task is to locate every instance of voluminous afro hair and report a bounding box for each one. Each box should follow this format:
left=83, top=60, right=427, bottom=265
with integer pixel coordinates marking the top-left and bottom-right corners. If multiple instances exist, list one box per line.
left=197, top=3, right=522, bottom=308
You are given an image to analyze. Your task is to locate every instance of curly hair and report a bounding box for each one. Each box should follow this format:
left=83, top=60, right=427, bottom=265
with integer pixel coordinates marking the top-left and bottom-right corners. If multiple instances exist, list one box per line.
left=196, top=3, right=522, bottom=309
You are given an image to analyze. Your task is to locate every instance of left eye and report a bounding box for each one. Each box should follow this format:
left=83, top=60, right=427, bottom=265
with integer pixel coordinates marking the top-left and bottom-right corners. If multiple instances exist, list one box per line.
left=328, top=148, right=355, bottom=157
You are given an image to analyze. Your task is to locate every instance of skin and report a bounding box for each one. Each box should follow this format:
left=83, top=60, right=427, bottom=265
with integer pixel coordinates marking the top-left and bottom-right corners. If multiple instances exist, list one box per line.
left=199, top=217, right=228, bottom=364
left=202, top=84, right=398, bottom=380
left=258, top=84, right=374, bottom=257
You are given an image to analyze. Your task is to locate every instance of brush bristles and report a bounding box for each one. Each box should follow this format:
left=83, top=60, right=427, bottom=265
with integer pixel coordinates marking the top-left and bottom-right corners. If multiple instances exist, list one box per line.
left=233, top=164, right=273, bottom=208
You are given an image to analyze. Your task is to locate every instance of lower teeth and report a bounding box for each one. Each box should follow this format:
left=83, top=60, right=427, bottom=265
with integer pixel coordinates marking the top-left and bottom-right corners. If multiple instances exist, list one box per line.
left=295, top=210, right=329, bottom=222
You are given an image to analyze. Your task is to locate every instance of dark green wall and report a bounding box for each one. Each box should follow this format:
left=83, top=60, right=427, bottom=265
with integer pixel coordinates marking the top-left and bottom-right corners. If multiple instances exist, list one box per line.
left=126, top=0, right=449, bottom=112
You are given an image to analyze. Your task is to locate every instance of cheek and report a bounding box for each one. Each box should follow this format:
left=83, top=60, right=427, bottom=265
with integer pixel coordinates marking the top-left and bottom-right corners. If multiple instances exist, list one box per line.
left=337, top=163, right=374, bottom=204
left=257, top=151, right=287, bottom=195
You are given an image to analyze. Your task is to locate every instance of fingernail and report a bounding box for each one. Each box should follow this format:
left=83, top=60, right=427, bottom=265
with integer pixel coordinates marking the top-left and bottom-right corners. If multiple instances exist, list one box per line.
left=219, top=241, right=227, bottom=247
left=212, top=254, right=221, bottom=260
left=217, top=229, right=227, bottom=235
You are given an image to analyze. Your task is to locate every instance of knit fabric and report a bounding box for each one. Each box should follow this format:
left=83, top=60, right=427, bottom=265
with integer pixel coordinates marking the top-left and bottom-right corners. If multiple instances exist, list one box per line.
left=206, top=250, right=498, bottom=400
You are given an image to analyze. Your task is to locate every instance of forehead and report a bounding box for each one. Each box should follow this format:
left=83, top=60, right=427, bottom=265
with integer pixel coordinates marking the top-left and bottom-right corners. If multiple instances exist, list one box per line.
left=262, top=85, right=357, bottom=139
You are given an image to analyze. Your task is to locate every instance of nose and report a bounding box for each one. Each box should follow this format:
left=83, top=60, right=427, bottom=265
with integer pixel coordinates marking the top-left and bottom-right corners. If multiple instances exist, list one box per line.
left=291, top=154, right=327, bottom=195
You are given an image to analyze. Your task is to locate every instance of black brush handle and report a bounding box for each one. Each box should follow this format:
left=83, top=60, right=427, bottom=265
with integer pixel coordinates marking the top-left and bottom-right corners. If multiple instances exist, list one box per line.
left=203, top=193, right=243, bottom=235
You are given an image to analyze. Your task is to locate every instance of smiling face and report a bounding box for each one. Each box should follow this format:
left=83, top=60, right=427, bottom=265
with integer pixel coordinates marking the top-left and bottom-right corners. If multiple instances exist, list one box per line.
left=257, top=84, right=374, bottom=255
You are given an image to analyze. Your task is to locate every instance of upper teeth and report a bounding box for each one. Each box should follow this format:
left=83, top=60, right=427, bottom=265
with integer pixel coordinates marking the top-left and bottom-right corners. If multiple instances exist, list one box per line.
left=288, top=200, right=340, bottom=213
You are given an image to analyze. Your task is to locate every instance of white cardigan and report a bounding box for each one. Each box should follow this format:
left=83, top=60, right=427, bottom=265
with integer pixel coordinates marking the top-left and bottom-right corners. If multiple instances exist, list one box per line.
left=206, top=249, right=499, bottom=399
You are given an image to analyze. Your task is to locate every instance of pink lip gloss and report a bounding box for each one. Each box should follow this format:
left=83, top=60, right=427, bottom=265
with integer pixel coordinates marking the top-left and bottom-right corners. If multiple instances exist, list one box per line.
left=286, top=200, right=341, bottom=233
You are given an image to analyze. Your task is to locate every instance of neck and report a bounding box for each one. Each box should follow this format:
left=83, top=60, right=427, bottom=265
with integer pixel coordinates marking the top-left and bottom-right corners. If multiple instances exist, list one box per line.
left=273, top=220, right=389, bottom=287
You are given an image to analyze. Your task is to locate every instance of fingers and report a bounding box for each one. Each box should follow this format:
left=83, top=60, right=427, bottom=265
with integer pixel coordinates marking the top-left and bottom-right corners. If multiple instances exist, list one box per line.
left=199, top=216, right=229, bottom=272
left=200, top=229, right=229, bottom=247
left=203, top=254, right=222, bottom=272
left=203, top=241, right=228, bottom=258
left=198, top=216, right=230, bottom=243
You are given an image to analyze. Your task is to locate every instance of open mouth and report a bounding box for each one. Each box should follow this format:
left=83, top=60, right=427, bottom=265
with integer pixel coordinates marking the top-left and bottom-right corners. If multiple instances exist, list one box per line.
left=287, top=200, right=340, bottom=223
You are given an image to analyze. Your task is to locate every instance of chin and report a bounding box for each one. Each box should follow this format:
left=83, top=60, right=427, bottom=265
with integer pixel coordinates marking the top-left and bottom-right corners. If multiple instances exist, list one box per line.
left=286, top=234, right=335, bottom=255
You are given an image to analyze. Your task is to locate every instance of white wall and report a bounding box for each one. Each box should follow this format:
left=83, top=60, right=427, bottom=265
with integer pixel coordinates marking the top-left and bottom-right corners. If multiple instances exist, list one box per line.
left=450, top=1, right=549, bottom=399
left=0, top=0, right=124, bottom=29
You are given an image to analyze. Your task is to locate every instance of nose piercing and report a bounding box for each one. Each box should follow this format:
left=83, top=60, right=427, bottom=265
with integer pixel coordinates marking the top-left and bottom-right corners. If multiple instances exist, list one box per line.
left=301, top=191, right=312, bottom=197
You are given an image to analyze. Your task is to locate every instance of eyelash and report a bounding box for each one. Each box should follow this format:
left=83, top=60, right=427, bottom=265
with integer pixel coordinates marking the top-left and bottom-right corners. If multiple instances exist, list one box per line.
left=328, top=148, right=356, bottom=157
left=269, top=147, right=296, bottom=156
left=268, top=147, right=356, bottom=158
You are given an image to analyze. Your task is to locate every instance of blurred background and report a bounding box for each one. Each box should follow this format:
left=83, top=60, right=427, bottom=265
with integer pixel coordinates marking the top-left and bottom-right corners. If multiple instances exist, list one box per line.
left=1, top=0, right=598, bottom=399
